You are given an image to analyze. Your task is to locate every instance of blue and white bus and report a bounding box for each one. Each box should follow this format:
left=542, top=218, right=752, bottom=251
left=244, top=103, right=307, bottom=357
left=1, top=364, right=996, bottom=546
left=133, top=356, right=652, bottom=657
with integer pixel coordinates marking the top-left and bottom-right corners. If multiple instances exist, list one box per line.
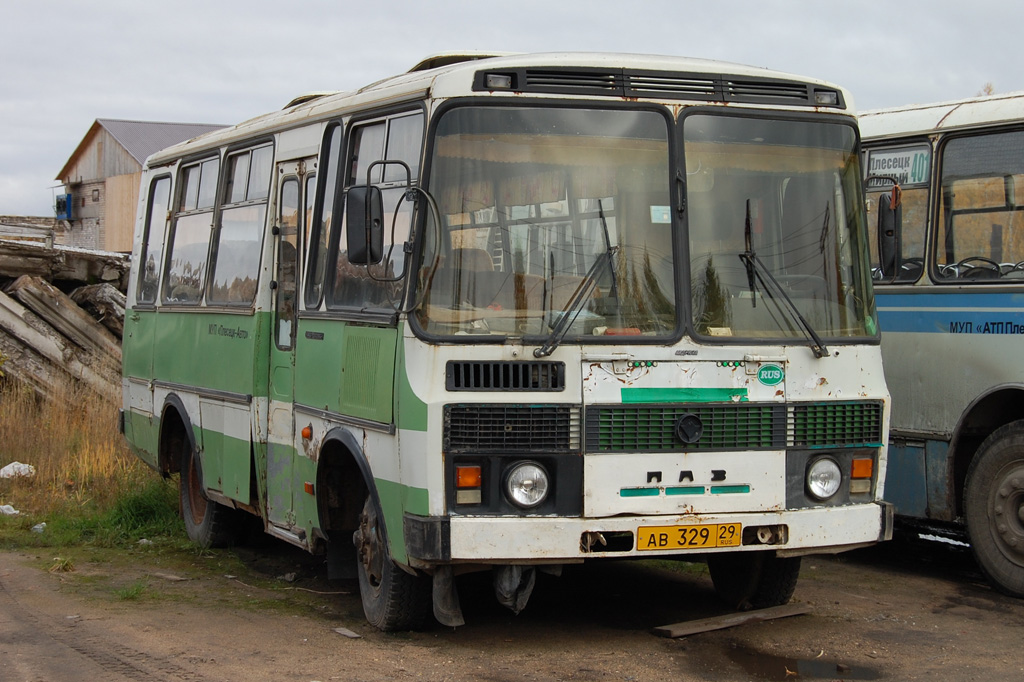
left=862, top=93, right=1024, bottom=596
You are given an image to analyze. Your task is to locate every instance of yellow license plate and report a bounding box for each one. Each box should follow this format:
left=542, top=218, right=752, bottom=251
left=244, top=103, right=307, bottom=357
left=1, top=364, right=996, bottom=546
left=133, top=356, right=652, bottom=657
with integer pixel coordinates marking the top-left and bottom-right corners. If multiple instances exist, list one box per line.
left=636, top=523, right=742, bottom=551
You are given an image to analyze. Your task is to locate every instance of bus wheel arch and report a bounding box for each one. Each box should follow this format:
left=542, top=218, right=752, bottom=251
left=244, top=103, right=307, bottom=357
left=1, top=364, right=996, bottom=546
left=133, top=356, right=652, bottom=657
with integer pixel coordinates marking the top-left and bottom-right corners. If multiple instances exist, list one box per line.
left=159, top=396, right=234, bottom=547
left=315, top=431, right=371, bottom=546
left=158, top=395, right=194, bottom=477
left=315, top=428, right=430, bottom=630
left=951, top=387, right=1024, bottom=517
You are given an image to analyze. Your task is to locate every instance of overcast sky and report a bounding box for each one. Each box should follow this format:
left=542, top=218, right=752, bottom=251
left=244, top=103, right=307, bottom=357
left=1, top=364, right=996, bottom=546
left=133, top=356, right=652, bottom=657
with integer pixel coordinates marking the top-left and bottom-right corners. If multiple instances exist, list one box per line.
left=1, top=0, right=1016, bottom=216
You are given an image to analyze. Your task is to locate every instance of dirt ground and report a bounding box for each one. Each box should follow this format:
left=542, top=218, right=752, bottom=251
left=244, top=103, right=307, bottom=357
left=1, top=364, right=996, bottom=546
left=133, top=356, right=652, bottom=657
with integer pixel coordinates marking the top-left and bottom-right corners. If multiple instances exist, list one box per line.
left=1, top=529, right=1022, bottom=682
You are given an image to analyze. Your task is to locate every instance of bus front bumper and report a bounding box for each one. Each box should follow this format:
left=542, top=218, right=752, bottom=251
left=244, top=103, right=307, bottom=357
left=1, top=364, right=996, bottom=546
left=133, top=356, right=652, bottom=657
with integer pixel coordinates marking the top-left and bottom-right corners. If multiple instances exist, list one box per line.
left=404, top=501, right=894, bottom=566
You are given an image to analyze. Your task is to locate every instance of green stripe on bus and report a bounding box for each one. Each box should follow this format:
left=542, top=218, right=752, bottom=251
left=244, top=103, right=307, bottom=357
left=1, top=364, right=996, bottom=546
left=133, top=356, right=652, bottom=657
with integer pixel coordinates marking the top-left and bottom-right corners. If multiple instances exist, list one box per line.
left=666, top=486, right=705, bottom=495
left=710, top=485, right=751, bottom=494
left=620, top=387, right=748, bottom=403
left=396, top=325, right=428, bottom=432
left=374, top=477, right=430, bottom=564
left=620, top=487, right=661, bottom=497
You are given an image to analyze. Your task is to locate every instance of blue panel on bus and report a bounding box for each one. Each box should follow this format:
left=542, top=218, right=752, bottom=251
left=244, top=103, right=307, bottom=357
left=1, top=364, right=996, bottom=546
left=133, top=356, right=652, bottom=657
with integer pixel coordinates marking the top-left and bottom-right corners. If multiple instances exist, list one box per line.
left=884, top=443, right=928, bottom=517
left=877, top=292, right=1024, bottom=334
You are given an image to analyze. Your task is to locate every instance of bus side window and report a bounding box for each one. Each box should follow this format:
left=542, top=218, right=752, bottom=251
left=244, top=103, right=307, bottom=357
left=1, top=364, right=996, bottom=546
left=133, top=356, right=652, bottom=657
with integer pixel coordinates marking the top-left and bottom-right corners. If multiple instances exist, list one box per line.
left=164, top=157, right=220, bottom=304
left=936, top=130, right=1024, bottom=281
left=331, top=112, right=423, bottom=311
left=208, top=144, right=273, bottom=305
left=276, top=177, right=300, bottom=348
left=306, top=124, right=343, bottom=309
left=137, top=175, right=171, bottom=305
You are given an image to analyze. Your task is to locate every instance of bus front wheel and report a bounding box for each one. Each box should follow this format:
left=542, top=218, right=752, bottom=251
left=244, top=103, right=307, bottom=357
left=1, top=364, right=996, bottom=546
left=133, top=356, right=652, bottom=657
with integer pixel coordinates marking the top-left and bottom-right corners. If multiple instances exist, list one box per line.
left=964, top=421, right=1024, bottom=597
left=707, top=552, right=801, bottom=609
left=353, top=495, right=430, bottom=631
left=179, top=437, right=233, bottom=548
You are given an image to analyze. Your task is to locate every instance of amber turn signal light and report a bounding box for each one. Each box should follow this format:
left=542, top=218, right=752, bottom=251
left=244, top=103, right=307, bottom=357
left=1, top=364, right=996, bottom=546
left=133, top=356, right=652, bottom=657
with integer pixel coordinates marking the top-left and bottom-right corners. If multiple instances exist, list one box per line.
left=456, top=465, right=482, bottom=488
left=851, top=458, right=874, bottom=479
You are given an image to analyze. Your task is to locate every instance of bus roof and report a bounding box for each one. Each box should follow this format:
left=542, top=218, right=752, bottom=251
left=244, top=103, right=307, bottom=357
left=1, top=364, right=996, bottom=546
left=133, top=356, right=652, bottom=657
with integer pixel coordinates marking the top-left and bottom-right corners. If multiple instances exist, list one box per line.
left=147, top=51, right=854, bottom=167
left=860, top=91, right=1024, bottom=141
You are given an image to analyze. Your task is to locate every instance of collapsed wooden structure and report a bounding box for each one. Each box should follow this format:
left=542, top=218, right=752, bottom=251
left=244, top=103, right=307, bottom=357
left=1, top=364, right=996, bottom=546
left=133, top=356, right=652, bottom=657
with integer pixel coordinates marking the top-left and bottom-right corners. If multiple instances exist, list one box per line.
left=0, top=237, right=128, bottom=400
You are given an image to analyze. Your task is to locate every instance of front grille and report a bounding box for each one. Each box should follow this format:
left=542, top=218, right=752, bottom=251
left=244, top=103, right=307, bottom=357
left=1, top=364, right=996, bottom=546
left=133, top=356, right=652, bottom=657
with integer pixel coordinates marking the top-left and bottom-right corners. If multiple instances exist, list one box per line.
left=444, top=404, right=581, bottom=453
left=792, top=401, right=884, bottom=447
left=587, top=404, right=786, bottom=452
left=586, top=400, right=883, bottom=452
left=446, top=361, right=565, bottom=392
left=474, top=68, right=844, bottom=109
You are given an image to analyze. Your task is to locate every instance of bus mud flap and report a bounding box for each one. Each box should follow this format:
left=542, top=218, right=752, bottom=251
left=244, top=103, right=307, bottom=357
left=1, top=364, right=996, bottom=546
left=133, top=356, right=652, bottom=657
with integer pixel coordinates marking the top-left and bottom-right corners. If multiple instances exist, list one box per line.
left=493, top=565, right=536, bottom=614
left=432, top=565, right=465, bottom=627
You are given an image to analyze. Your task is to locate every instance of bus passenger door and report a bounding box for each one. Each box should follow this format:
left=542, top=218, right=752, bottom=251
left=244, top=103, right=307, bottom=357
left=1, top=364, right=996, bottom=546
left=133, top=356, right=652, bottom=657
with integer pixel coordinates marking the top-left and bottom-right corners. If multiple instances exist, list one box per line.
left=266, top=160, right=312, bottom=529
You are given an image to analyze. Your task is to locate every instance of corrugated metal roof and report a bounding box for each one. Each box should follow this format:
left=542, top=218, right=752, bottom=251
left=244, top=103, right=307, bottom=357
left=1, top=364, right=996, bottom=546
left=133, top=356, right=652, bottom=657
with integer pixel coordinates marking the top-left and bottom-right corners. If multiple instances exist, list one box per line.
left=96, top=119, right=227, bottom=164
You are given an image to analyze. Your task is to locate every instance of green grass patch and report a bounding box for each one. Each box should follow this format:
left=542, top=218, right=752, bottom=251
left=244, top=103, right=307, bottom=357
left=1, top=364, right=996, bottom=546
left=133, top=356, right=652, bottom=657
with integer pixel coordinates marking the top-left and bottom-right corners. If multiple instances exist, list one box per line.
left=0, top=477, right=183, bottom=551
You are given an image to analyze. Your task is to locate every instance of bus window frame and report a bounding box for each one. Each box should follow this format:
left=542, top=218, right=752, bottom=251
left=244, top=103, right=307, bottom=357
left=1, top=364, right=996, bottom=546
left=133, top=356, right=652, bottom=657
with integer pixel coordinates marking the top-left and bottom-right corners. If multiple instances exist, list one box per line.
left=135, top=172, right=173, bottom=308
left=409, top=97, right=681, bottom=347
left=929, top=126, right=1024, bottom=285
left=316, top=105, right=425, bottom=322
left=162, top=153, right=222, bottom=307
left=206, top=138, right=275, bottom=308
left=863, top=138, right=933, bottom=286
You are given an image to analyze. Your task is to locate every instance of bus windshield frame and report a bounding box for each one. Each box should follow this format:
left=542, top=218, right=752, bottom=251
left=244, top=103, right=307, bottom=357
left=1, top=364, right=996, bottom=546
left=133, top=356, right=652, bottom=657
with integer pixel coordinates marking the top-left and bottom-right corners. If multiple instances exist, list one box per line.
left=684, top=110, right=878, bottom=345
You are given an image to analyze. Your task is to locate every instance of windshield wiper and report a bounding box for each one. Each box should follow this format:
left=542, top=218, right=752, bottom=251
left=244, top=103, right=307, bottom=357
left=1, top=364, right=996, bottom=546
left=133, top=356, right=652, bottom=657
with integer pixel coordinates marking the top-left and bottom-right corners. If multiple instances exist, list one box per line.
left=738, top=199, right=830, bottom=359
left=534, top=247, right=617, bottom=358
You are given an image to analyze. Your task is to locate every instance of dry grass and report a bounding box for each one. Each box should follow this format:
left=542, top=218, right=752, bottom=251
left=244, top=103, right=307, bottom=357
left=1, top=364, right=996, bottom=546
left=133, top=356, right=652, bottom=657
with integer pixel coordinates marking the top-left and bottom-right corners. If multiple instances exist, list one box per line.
left=0, top=378, right=149, bottom=516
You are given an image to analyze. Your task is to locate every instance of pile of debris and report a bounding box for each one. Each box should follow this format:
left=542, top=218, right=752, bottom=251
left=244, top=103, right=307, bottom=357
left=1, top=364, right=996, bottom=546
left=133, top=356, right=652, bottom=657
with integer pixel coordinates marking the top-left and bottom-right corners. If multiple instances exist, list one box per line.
left=0, top=237, right=128, bottom=400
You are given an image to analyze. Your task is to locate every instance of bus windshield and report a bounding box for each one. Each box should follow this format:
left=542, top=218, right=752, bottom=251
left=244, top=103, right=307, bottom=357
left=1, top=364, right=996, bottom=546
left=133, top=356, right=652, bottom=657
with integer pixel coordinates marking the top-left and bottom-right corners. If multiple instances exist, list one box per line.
left=416, top=106, right=675, bottom=341
left=686, top=114, right=878, bottom=342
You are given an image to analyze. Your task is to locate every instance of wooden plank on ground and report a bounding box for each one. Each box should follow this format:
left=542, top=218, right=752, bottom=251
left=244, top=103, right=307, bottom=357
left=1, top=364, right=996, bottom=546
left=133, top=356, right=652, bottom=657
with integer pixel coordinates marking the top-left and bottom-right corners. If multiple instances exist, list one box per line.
left=0, top=289, right=119, bottom=399
left=652, top=603, right=811, bottom=638
left=7, top=276, right=121, bottom=364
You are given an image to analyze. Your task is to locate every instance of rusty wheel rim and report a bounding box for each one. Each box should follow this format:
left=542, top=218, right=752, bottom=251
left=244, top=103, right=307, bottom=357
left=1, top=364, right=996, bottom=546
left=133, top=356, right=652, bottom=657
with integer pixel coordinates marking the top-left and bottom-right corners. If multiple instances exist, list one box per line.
left=357, top=500, right=385, bottom=591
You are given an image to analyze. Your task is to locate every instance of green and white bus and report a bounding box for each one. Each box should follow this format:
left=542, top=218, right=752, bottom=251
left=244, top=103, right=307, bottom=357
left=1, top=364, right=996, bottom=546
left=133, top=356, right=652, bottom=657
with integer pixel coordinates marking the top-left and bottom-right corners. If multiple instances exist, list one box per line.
left=862, top=92, right=1024, bottom=597
left=122, top=52, right=891, bottom=630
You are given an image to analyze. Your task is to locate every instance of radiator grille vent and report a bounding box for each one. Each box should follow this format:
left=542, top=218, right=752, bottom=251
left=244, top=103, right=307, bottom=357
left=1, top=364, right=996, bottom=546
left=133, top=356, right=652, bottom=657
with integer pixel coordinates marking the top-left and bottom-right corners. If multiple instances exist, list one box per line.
left=444, top=404, right=581, bottom=453
left=446, top=361, right=565, bottom=392
left=474, top=68, right=844, bottom=108
left=791, top=401, right=884, bottom=448
left=585, top=401, right=883, bottom=452
left=587, top=404, right=786, bottom=452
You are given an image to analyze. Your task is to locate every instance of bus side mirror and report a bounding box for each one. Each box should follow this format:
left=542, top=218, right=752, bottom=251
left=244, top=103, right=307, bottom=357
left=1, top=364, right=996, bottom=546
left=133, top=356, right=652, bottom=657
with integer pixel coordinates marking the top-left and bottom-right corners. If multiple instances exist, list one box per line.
left=346, top=185, right=384, bottom=265
left=877, top=189, right=902, bottom=279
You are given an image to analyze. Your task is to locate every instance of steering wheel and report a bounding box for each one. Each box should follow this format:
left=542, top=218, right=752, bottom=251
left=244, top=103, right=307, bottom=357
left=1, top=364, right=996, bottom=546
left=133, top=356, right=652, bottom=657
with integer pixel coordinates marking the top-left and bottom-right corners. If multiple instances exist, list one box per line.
left=955, top=256, right=1002, bottom=279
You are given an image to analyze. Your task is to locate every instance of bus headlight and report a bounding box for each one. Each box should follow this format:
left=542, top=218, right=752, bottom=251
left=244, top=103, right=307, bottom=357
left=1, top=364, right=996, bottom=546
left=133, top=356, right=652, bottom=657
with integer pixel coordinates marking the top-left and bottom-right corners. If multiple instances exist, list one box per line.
left=806, top=457, right=842, bottom=500
left=504, top=461, right=550, bottom=509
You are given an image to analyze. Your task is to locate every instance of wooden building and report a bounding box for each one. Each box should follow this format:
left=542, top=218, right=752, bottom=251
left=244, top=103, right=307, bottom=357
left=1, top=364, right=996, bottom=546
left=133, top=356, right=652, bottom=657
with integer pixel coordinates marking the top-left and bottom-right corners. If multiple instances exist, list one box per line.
left=55, top=119, right=225, bottom=253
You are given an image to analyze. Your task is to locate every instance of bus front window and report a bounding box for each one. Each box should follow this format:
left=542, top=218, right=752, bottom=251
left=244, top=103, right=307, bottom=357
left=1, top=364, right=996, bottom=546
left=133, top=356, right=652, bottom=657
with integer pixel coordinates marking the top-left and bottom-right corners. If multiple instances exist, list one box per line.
left=685, top=114, right=877, bottom=342
left=417, top=106, right=675, bottom=341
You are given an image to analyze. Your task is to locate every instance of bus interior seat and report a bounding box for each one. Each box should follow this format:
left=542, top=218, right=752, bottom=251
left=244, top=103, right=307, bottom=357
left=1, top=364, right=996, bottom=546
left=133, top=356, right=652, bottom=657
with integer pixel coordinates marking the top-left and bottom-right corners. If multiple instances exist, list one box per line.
left=452, top=247, right=494, bottom=272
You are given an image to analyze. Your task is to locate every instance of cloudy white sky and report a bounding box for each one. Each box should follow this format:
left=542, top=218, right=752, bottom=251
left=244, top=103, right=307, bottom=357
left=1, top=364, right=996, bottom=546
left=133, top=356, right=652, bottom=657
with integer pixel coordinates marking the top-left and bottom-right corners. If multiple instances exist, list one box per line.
left=0, top=0, right=1015, bottom=216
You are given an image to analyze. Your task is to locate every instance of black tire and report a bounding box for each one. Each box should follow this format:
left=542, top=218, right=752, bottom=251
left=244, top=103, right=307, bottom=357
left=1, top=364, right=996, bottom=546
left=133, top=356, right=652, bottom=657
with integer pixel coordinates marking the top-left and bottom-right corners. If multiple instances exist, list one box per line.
left=964, top=421, right=1024, bottom=597
left=707, top=552, right=801, bottom=609
left=353, top=495, right=430, bottom=631
left=179, top=434, right=234, bottom=548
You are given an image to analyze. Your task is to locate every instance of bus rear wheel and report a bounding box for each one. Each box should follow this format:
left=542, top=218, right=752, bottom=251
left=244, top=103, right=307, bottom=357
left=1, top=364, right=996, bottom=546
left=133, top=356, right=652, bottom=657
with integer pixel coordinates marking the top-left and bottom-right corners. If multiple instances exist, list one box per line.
left=964, top=421, right=1024, bottom=597
left=179, top=436, right=233, bottom=548
left=353, top=495, right=430, bottom=631
left=707, top=552, right=801, bottom=609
